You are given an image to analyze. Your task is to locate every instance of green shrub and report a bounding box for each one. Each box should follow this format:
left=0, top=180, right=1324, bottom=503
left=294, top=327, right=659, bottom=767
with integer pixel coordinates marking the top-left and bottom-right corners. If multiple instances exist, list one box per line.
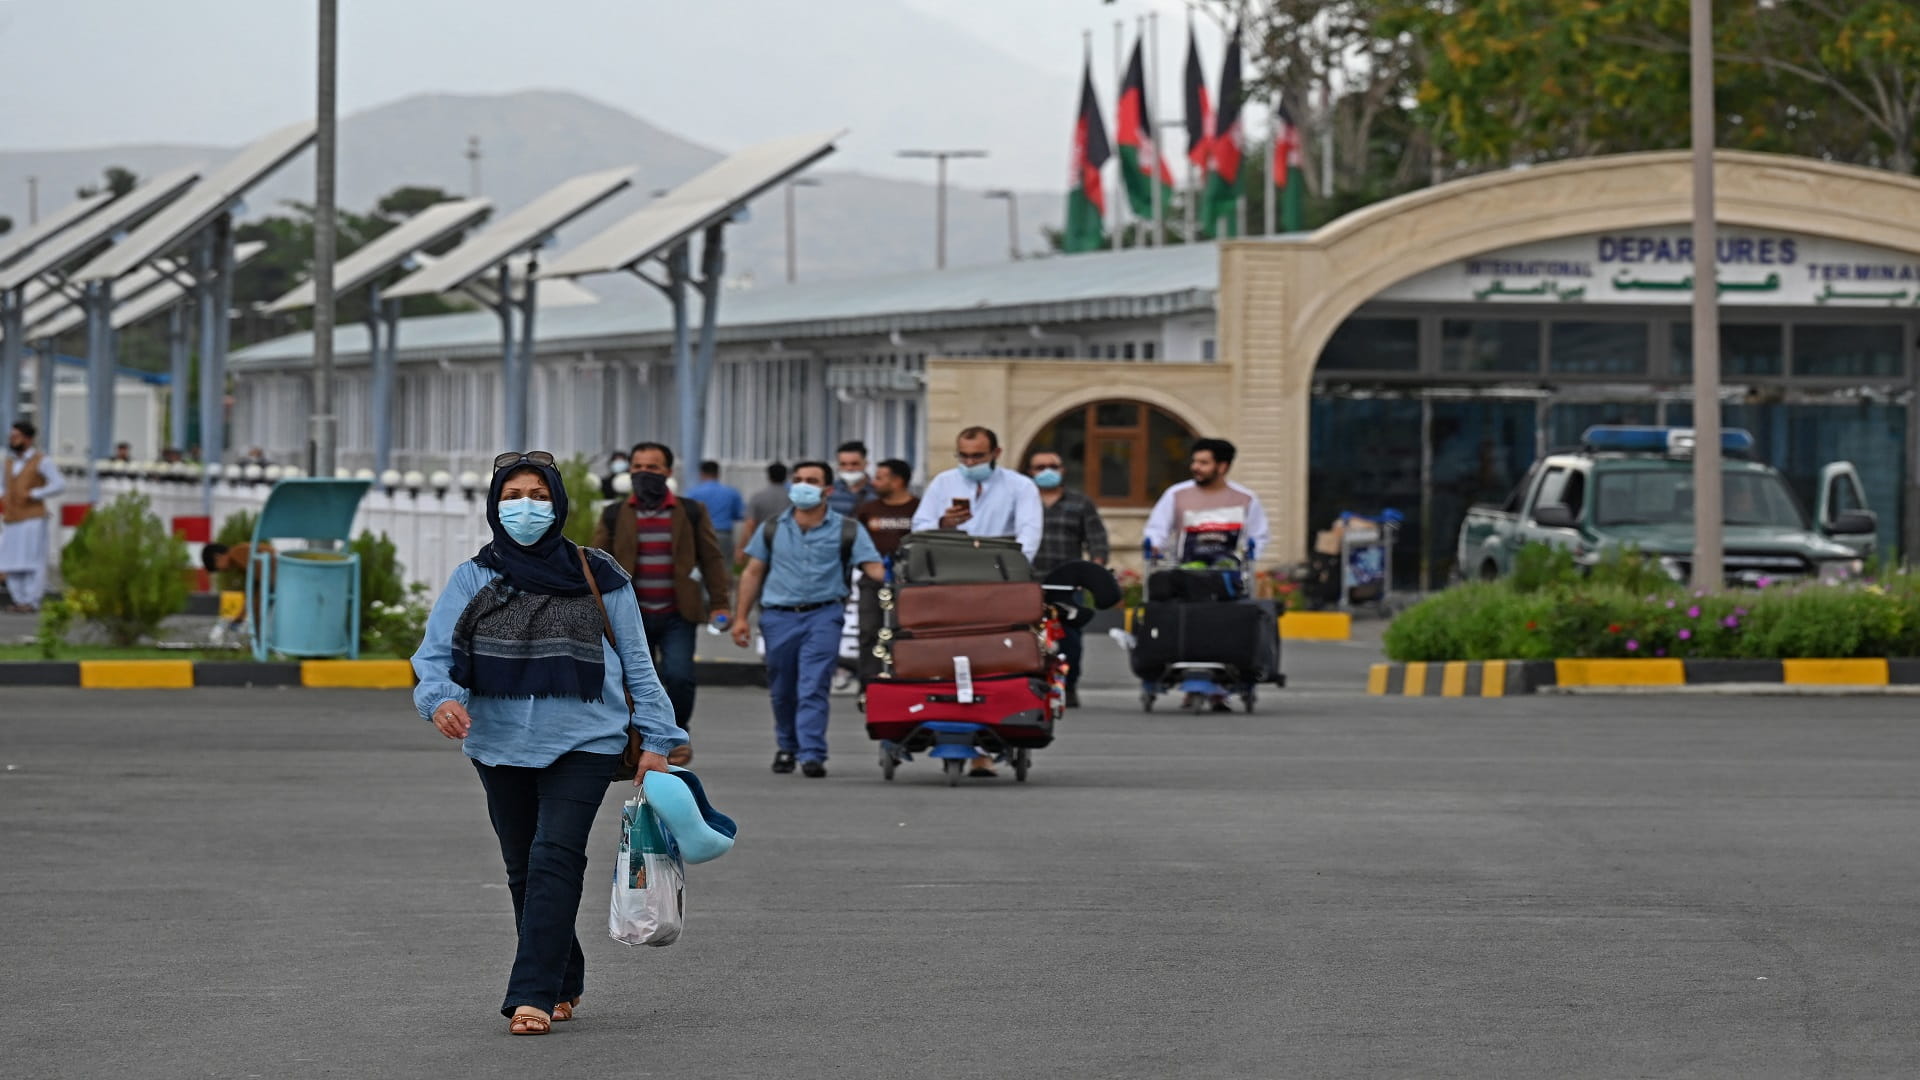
left=557, top=453, right=602, bottom=547
left=59, top=493, right=189, bottom=646
left=1384, top=574, right=1920, bottom=663
left=211, top=509, right=258, bottom=592
left=350, top=530, right=430, bottom=656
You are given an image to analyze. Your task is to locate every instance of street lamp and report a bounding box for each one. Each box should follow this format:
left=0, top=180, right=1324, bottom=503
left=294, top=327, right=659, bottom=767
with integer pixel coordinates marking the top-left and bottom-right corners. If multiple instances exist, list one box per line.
left=984, top=190, right=1020, bottom=262
left=1688, top=0, right=1723, bottom=590
left=784, top=178, right=821, bottom=284
left=896, top=149, right=988, bottom=270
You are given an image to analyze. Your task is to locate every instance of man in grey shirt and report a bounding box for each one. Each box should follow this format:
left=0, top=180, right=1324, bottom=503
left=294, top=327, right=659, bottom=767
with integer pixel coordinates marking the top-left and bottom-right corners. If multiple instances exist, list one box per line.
left=737, top=462, right=792, bottom=561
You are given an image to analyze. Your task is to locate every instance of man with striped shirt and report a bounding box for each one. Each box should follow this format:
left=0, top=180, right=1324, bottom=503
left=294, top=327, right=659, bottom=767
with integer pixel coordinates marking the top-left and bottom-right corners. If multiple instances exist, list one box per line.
left=592, top=442, right=732, bottom=732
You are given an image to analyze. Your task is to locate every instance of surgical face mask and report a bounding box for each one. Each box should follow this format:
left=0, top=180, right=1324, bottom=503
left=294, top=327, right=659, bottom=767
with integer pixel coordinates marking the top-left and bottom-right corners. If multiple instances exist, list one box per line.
left=960, top=461, right=994, bottom=484
left=838, top=469, right=867, bottom=486
left=498, top=497, right=555, bottom=546
left=631, top=471, right=669, bottom=504
left=1033, top=468, right=1063, bottom=489
left=788, top=482, right=824, bottom=509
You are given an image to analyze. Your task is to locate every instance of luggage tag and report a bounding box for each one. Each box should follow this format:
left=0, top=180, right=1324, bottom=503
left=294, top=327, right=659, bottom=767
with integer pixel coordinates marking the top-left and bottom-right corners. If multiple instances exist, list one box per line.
left=954, top=656, right=974, bottom=703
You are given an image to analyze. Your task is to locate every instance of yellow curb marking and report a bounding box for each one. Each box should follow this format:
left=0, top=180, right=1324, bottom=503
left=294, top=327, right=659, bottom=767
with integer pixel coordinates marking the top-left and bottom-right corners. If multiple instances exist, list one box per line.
left=300, top=660, right=416, bottom=689
left=1402, top=661, right=1429, bottom=696
left=1366, top=663, right=1391, bottom=695
left=1481, top=660, right=1508, bottom=698
left=1280, top=611, right=1352, bottom=642
left=1555, top=658, right=1686, bottom=687
left=1440, top=661, right=1469, bottom=697
left=78, top=660, right=195, bottom=689
left=1781, top=658, right=1889, bottom=686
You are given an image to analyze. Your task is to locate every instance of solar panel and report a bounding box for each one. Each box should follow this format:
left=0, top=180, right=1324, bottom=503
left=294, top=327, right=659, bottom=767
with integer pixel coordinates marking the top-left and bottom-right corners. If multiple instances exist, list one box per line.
left=266, top=197, right=492, bottom=313
left=0, top=191, right=114, bottom=270
left=18, top=258, right=183, bottom=340
left=384, top=167, right=636, bottom=300
left=112, top=241, right=268, bottom=330
left=419, top=250, right=602, bottom=309
left=0, top=165, right=202, bottom=291
left=541, top=131, right=842, bottom=279
left=75, top=120, right=315, bottom=282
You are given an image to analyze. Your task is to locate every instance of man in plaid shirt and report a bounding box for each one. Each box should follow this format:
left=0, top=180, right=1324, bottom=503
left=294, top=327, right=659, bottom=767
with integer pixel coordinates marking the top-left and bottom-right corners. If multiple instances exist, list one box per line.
left=1025, top=447, right=1110, bottom=708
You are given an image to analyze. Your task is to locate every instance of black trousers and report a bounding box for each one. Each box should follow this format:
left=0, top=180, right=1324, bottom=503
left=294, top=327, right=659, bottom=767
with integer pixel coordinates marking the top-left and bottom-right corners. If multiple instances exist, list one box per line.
left=472, top=751, right=619, bottom=1016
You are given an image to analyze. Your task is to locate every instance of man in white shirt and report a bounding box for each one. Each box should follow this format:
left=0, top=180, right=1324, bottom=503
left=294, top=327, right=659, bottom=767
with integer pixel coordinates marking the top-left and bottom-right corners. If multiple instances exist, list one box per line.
left=912, top=426, right=1043, bottom=560
left=1143, top=437, right=1270, bottom=565
left=1, top=420, right=65, bottom=612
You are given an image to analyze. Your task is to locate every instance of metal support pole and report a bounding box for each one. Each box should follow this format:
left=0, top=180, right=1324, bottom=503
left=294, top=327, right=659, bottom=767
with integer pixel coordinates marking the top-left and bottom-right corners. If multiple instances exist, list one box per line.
left=496, top=262, right=519, bottom=450
left=198, top=220, right=233, bottom=514
left=0, top=287, right=24, bottom=426
left=1689, top=0, right=1723, bottom=590
left=666, top=243, right=693, bottom=456
left=687, top=224, right=727, bottom=470
left=935, top=155, right=948, bottom=270
left=33, top=344, right=54, bottom=452
left=1418, top=396, right=1434, bottom=594
left=1005, top=196, right=1019, bottom=261
left=785, top=182, right=798, bottom=284
left=515, top=254, right=539, bottom=450
left=1112, top=19, right=1124, bottom=252
left=310, top=0, right=339, bottom=477
left=367, top=284, right=397, bottom=479
left=1149, top=11, right=1163, bottom=248
left=84, top=280, right=115, bottom=503
left=167, top=302, right=189, bottom=449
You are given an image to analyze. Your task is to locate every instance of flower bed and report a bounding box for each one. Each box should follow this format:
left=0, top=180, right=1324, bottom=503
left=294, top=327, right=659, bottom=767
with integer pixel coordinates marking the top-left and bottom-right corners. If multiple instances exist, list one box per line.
left=1384, top=545, right=1917, bottom=662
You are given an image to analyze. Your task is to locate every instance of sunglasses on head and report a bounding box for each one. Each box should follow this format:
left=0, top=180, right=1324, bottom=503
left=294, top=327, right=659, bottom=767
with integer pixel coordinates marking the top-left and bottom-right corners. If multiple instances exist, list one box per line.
left=493, top=450, right=556, bottom=471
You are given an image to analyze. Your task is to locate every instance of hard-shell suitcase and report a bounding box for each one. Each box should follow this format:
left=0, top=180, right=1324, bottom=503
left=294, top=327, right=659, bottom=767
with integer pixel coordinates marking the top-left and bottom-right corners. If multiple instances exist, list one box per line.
left=1128, top=601, right=1280, bottom=682
left=883, top=581, right=1046, bottom=637
left=864, top=675, right=1056, bottom=747
left=894, top=530, right=1033, bottom=585
left=885, top=629, right=1048, bottom=681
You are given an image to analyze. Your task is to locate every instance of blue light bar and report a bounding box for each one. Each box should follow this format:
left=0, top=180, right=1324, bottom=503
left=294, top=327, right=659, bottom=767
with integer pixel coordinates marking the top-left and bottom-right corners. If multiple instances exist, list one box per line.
left=1581, top=426, right=1755, bottom=456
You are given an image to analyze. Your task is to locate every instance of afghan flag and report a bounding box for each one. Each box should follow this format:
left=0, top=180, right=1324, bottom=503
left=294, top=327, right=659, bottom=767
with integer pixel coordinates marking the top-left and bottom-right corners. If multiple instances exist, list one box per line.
left=1064, top=53, right=1112, bottom=254
left=1202, top=20, right=1245, bottom=238
left=1273, top=101, right=1305, bottom=233
left=1183, top=22, right=1213, bottom=170
left=1116, top=36, right=1174, bottom=220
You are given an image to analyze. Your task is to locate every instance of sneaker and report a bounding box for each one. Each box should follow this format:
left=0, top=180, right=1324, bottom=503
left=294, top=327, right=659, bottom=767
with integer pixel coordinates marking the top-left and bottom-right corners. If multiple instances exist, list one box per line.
left=771, top=751, right=796, bottom=774
left=1065, top=689, right=1081, bottom=709
left=968, top=755, right=999, bottom=778
left=800, top=760, right=827, bottom=778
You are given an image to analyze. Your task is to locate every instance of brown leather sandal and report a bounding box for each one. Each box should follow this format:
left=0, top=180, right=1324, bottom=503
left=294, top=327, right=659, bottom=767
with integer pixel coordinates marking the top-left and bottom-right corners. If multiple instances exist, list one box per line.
left=509, top=1007, right=552, bottom=1035
left=552, top=997, right=580, bottom=1022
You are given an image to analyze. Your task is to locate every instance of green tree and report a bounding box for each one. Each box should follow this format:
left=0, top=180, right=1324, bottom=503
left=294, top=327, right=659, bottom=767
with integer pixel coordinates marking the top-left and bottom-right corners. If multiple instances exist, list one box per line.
left=0, top=215, right=12, bottom=237
left=77, top=165, right=139, bottom=199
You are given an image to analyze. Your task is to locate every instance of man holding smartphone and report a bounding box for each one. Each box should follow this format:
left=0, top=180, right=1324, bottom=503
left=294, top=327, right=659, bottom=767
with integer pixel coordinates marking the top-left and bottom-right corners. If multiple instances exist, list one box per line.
left=912, top=426, right=1044, bottom=560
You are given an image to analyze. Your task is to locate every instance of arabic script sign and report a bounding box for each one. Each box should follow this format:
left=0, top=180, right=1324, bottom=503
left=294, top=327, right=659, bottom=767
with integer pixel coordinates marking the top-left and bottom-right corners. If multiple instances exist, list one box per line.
left=1376, top=228, right=1920, bottom=307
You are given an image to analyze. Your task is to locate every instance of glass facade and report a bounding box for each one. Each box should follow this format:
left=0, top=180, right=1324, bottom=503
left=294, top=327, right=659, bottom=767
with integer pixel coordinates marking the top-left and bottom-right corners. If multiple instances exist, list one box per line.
left=1311, top=307, right=1918, bottom=583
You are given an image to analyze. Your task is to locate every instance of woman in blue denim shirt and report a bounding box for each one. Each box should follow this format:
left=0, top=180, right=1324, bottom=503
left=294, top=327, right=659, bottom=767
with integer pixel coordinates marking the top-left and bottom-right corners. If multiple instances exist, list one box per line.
left=413, top=452, right=686, bottom=1036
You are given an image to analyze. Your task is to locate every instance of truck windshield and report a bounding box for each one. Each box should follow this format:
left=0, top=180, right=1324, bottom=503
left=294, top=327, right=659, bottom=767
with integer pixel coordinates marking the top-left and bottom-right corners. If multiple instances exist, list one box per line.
left=1593, top=469, right=1808, bottom=529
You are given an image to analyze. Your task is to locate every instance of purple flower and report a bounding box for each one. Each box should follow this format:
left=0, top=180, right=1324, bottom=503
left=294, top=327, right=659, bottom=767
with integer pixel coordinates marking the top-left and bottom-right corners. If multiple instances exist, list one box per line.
left=1687, top=605, right=1701, bottom=618
left=1665, top=599, right=1677, bottom=609
left=1693, top=588, right=1707, bottom=599
left=1734, top=607, right=1749, bottom=617
left=1722, top=615, right=1739, bottom=629
left=1678, top=628, right=1693, bottom=641
left=1756, top=576, right=1772, bottom=589
left=1626, top=639, right=1640, bottom=652
left=1655, top=648, right=1667, bottom=657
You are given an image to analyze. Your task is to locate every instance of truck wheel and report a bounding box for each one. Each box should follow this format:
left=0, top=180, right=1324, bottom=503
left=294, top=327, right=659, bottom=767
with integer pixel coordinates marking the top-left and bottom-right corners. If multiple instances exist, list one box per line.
left=1479, top=560, right=1499, bottom=582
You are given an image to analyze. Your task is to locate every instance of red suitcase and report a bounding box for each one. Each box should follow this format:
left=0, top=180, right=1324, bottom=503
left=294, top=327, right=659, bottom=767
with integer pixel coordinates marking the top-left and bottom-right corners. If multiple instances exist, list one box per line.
left=864, top=675, right=1057, bottom=747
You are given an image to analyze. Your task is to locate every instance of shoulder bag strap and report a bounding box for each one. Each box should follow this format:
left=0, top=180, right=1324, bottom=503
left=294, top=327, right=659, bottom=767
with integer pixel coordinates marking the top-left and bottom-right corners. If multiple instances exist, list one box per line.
left=578, top=547, right=636, bottom=716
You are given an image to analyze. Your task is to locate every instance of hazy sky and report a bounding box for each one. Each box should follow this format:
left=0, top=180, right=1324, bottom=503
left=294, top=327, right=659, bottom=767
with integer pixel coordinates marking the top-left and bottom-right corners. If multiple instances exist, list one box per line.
left=0, top=0, right=1230, bottom=191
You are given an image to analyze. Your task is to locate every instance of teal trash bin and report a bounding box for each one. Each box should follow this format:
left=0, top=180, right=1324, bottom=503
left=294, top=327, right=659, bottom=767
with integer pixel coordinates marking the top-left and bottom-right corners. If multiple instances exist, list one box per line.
left=246, top=478, right=374, bottom=661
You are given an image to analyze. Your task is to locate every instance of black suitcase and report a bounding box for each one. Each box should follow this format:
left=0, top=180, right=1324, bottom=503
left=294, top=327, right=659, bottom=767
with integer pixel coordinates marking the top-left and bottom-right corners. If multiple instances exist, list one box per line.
left=1146, top=568, right=1240, bottom=603
left=894, top=530, right=1033, bottom=585
left=1129, top=601, right=1280, bottom=682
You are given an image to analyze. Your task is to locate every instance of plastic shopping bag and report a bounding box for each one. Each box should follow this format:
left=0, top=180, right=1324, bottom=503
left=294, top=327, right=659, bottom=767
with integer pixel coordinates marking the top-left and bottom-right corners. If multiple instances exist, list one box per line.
left=609, top=793, right=685, bottom=947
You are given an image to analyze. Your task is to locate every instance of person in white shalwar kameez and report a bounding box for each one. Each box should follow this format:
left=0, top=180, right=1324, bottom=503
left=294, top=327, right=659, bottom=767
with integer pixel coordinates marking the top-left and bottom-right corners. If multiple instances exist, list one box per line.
left=1, top=421, right=64, bottom=611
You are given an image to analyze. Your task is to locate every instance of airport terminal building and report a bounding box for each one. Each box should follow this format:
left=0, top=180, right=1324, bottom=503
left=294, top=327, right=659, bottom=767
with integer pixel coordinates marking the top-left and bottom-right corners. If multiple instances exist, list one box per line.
left=232, top=151, right=1920, bottom=580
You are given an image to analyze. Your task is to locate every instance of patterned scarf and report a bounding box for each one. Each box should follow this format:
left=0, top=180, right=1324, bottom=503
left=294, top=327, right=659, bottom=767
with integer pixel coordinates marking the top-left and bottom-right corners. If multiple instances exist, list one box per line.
left=450, top=579, right=606, bottom=703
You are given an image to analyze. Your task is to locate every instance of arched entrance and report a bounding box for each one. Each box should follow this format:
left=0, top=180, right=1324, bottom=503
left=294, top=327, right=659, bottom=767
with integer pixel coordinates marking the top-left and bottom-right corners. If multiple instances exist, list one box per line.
left=1219, top=150, right=1920, bottom=565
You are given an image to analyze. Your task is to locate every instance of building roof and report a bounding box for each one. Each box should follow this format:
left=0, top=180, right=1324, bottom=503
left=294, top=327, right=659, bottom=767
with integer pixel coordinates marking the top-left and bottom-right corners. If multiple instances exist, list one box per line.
left=231, top=242, right=1221, bottom=369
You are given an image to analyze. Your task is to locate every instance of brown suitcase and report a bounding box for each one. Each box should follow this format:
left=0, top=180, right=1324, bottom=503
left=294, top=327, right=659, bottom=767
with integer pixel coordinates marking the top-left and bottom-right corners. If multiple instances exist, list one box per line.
left=883, top=582, right=1045, bottom=638
left=884, top=630, right=1048, bottom=681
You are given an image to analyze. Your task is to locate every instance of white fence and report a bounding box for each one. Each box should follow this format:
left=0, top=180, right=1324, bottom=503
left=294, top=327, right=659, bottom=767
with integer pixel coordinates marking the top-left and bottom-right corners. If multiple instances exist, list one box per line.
left=63, top=469, right=492, bottom=598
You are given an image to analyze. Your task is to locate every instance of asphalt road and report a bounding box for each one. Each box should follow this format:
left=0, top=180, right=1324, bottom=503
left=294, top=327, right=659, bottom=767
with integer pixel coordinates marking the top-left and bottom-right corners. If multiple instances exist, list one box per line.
left=3, top=640, right=1917, bottom=1079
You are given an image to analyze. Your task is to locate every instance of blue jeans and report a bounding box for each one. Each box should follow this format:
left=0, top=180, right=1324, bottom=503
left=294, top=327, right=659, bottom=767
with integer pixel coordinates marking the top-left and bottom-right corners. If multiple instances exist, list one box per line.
left=472, top=750, right=619, bottom=1017
left=761, top=603, right=844, bottom=763
left=641, top=610, right=698, bottom=730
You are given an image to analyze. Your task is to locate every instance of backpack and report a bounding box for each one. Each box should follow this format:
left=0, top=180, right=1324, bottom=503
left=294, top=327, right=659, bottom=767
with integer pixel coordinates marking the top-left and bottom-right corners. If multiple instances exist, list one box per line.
left=760, top=513, right=858, bottom=582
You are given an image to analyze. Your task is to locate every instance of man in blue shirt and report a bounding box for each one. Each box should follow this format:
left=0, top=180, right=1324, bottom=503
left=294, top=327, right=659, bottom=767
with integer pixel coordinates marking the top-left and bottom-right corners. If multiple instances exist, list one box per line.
left=682, top=460, right=747, bottom=548
left=731, top=460, right=884, bottom=778
left=826, top=440, right=878, bottom=517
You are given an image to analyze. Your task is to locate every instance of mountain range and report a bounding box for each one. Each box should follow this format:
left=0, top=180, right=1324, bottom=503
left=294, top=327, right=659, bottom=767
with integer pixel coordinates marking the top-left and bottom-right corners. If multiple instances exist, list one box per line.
left=0, top=90, right=1066, bottom=289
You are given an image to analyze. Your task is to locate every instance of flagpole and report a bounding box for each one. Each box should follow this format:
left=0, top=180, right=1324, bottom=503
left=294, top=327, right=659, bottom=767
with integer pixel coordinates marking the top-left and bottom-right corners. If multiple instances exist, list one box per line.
left=1112, top=18, right=1124, bottom=252
left=1265, top=93, right=1277, bottom=236
left=1183, top=16, right=1199, bottom=243
left=1148, top=11, right=1162, bottom=248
